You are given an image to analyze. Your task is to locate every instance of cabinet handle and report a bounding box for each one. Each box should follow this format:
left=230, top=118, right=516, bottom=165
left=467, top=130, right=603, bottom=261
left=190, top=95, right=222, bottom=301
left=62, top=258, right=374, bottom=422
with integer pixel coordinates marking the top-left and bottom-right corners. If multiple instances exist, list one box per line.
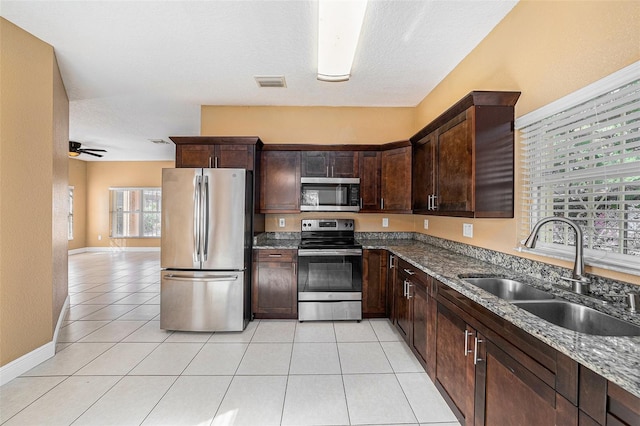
left=403, top=268, right=415, bottom=276
left=464, top=330, right=473, bottom=356
left=381, top=198, right=384, bottom=210
left=474, top=336, right=484, bottom=365
left=403, top=279, right=408, bottom=297
left=407, top=283, right=413, bottom=299
left=326, top=166, right=329, bottom=177
left=331, top=166, right=334, bottom=177
left=389, top=255, right=395, bottom=268
left=268, top=254, right=282, bottom=257
left=432, top=194, right=437, bottom=210
left=293, top=263, right=296, bottom=275
left=208, top=157, right=212, bottom=168
left=360, top=198, right=363, bottom=209
left=428, top=194, right=432, bottom=210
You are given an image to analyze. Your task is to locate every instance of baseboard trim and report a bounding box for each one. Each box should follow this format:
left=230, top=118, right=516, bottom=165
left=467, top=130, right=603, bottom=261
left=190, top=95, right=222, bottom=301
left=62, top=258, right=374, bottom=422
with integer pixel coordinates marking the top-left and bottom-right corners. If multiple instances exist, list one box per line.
left=69, top=247, right=160, bottom=255
left=0, top=295, right=70, bottom=386
left=0, top=343, right=54, bottom=386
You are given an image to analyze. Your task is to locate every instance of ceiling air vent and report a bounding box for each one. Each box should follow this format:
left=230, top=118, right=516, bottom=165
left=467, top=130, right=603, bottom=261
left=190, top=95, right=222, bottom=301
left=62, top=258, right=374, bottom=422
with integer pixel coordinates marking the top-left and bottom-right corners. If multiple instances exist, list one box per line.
left=254, top=76, right=287, bottom=88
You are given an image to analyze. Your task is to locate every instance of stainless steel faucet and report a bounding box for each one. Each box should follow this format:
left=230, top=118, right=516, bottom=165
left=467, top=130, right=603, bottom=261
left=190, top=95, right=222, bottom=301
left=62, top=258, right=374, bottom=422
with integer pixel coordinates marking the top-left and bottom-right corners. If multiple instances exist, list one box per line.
left=523, top=216, right=590, bottom=294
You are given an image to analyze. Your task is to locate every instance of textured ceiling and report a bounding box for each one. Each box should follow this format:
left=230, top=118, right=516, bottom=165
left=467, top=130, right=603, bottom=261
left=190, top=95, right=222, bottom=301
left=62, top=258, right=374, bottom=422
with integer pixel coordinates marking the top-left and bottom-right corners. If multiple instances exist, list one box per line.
left=1, top=0, right=518, bottom=161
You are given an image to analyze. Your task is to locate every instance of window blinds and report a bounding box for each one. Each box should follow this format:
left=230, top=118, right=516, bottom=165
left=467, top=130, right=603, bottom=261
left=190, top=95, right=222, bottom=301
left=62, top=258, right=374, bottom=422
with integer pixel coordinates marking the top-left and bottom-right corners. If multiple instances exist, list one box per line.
left=517, top=64, right=640, bottom=273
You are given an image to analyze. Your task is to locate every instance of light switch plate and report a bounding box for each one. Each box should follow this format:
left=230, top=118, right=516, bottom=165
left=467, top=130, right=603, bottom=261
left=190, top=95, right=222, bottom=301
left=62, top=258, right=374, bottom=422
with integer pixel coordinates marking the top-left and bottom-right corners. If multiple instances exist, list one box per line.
left=463, top=223, right=473, bottom=238
left=278, top=218, right=285, bottom=228
left=423, top=219, right=429, bottom=230
left=382, top=217, right=389, bottom=228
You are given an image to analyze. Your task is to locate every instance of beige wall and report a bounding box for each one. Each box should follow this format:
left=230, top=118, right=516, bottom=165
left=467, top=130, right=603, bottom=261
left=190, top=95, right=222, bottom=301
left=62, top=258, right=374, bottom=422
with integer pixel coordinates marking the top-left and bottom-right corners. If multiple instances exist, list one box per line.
left=51, top=54, right=70, bottom=328
left=412, top=0, right=640, bottom=285
left=0, top=18, right=69, bottom=365
left=85, top=161, right=173, bottom=248
left=265, top=212, right=415, bottom=233
left=201, top=106, right=414, bottom=144
left=68, top=159, right=87, bottom=250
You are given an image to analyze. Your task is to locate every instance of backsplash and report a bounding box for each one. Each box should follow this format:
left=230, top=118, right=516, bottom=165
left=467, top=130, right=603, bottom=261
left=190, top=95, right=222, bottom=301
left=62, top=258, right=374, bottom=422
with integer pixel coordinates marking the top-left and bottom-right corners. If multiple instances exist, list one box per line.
left=377, top=232, right=639, bottom=297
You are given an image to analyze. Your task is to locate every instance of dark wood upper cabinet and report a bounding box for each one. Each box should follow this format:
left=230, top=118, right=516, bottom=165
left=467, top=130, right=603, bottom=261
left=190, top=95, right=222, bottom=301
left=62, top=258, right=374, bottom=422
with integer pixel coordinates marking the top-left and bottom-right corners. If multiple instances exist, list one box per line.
left=170, top=136, right=262, bottom=170
left=259, top=150, right=301, bottom=213
left=358, top=151, right=381, bottom=211
left=412, top=132, right=436, bottom=212
left=411, top=91, right=520, bottom=218
left=381, top=145, right=412, bottom=212
left=301, top=151, right=358, bottom=178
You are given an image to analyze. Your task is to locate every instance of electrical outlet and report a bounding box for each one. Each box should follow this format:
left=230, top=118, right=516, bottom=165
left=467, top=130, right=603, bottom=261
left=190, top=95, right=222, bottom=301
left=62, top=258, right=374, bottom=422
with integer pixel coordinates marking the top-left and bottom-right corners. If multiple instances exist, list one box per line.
left=278, top=218, right=285, bottom=228
left=382, top=217, right=389, bottom=228
left=423, top=219, right=429, bottom=230
left=463, top=223, right=473, bottom=238
left=98, top=235, right=102, bottom=241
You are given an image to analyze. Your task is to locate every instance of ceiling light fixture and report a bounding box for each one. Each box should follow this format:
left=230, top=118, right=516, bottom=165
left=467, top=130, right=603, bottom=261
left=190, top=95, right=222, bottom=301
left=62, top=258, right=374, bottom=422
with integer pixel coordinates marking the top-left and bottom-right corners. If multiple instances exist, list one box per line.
left=317, top=0, right=368, bottom=82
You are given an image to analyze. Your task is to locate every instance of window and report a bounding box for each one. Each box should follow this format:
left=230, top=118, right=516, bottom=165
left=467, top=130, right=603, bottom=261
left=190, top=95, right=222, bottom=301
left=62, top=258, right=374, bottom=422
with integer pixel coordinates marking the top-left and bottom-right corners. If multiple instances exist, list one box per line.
left=516, top=62, right=639, bottom=274
left=68, top=186, right=74, bottom=240
left=110, top=188, right=162, bottom=238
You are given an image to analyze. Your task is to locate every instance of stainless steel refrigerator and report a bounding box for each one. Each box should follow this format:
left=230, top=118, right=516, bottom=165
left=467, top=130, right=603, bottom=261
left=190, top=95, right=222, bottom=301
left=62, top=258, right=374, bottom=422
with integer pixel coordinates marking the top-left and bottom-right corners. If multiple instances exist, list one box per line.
left=160, top=168, right=252, bottom=332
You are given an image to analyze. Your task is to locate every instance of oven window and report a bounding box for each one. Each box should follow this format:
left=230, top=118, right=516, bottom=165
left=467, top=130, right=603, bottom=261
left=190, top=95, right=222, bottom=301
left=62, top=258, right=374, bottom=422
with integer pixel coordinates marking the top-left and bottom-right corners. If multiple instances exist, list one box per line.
left=298, top=255, right=362, bottom=293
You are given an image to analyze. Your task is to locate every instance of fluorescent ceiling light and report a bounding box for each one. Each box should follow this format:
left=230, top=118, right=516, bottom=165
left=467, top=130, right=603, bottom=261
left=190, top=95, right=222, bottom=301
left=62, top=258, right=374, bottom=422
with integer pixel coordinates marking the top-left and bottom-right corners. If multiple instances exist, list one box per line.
left=317, top=0, right=368, bottom=82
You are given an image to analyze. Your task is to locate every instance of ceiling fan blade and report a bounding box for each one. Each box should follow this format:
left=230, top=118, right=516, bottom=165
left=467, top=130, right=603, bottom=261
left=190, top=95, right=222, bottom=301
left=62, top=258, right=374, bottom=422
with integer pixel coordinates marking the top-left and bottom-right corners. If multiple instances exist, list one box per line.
left=81, top=148, right=107, bottom=152
left=81, top=150, right=104, bottom=158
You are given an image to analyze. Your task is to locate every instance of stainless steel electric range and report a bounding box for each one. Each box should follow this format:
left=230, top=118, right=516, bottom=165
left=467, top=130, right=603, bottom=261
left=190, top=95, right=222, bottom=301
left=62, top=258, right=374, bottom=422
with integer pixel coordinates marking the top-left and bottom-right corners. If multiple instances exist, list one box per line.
left=297, top=219, right=362, bottom=321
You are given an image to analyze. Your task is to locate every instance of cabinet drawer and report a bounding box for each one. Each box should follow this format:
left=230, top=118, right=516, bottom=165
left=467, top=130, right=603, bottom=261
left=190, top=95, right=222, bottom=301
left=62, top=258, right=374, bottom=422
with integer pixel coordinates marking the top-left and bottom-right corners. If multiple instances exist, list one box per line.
left=397, top=259, right=429, bottom=289
left=257, top=249, right=296, bottom=262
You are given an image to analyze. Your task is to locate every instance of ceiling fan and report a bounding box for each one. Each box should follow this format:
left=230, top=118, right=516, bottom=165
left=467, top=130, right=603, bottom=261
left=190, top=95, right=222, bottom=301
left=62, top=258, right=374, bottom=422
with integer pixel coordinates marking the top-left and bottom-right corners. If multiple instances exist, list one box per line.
left=68, top=141, right=107, bottom=158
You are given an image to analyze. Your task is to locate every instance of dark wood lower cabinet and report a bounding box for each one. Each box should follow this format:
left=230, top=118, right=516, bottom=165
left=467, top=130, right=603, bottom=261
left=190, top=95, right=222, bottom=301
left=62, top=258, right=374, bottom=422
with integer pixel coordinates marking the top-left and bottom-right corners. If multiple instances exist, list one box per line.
left=252, top=249, right=297, bottom=319
left=362, top=249, right=388, bottom=318
left=435, top=303, right=475, bottom=425
left=391, top=259, right=434, bottom=374
left=410, top=282, right=429, bottom=367
left=475, top=338, right=557, bottom=426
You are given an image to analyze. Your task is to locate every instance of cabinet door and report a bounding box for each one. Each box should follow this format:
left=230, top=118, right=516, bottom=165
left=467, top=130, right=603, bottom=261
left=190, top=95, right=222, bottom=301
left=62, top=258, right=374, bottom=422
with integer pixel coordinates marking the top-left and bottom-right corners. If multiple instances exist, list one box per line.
left=411, top=282, right=429, bottom=367
left=176, top=145, right=215, bottom=168
left=301, top=151, right=330, bottom=177
left=362, top=249, right=388, bottom=317
left=252, top=250, right=297, bottom=318
left=436, top=303, right=475, bottom=424
left=381, top=146, right=412, bottom=212
left=358, top=151, right=381, bottom=211
left=412, top=132, right=437, bottom=212
left=394, top=277, right=412, bottom=343
left=474, top=338, right=557, bottom=426
left=216, top=145, right=254, bottom=170
left=437, top=109, right=473, bottom=214
left=331, top=151, right=358, bottom=178
left=607, top=382, right=640, bottom=425
left=259, top=151, right=301, bottom=212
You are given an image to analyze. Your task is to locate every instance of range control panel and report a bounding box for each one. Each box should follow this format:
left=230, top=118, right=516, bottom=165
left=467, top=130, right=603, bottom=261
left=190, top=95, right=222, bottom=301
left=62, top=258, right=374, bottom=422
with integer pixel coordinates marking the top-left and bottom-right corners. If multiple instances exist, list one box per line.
left=301, top=219, right=355, bottom=232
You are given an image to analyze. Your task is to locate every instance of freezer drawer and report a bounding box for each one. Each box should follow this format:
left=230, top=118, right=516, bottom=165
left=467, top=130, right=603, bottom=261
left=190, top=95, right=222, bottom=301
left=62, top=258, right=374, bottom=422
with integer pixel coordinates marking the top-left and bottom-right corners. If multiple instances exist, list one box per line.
left=161, top=270, right=246, bottom=332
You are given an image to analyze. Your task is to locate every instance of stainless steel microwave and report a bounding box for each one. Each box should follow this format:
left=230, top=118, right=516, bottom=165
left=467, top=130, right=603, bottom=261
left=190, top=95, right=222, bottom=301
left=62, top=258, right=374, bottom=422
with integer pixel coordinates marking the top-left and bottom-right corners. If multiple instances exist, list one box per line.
left=300, top=177, right=360, bottom=212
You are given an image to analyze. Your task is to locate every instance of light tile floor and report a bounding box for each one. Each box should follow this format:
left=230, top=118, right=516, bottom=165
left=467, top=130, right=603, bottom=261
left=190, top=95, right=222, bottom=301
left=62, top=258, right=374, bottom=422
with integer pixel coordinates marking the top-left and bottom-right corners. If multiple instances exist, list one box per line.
left=0, top=252, right=460, bottom=426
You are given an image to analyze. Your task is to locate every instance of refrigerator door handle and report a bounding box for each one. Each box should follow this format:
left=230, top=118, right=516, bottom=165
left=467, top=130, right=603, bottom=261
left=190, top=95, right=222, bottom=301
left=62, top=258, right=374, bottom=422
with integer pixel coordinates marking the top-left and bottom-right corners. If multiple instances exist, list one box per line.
left=164, top=274, right=239, bottom=282
left=194, top=175, right=202, bottom=263
left=202, top=176, right=210, bottom=261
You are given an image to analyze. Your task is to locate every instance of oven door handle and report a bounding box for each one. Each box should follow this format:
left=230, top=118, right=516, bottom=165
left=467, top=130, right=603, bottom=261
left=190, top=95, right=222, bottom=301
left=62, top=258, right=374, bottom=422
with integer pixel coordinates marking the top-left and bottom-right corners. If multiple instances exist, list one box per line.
left=297, top=249, right=363, bottom=257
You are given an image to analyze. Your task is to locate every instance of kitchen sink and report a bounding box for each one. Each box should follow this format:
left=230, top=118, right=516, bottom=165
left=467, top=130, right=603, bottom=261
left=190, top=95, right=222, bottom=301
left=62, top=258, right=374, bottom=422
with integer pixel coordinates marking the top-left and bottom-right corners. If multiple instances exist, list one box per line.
left=513, top=300, right=640, bottom=336
left=462, top=277, right=555, bottom=301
